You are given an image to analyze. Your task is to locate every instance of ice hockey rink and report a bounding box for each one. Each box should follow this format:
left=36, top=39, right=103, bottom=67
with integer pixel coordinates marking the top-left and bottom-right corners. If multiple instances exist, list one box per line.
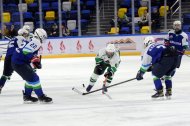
left=0, top=56, right=190, bottom=126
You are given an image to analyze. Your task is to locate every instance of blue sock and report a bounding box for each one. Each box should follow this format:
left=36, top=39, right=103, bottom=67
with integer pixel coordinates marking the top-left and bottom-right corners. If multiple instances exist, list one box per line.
left=34, top=88, right=44, bottom=97
left=25, top=86, right=33, bottom=96
left=153, top=78, right=163, bottom=90
left=165, top=80, right=172, bottom=89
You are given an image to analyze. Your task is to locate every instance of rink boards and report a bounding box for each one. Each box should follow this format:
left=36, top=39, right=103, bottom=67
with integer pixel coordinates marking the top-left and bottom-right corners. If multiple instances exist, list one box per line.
left=0, top=34, right=190, bottom=58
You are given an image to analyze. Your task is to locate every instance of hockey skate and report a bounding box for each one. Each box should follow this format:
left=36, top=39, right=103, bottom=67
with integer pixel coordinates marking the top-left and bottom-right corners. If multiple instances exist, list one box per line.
left=86, top=85, right=93, bottom=92
left=151, top=89, right=164, bottom=100
left=38, top=94, right=53, bottom=104
left=0, top=86, right=2, bottom=94
left=23, top=91, right=38, bottom=104
left=165, top=88, right=172, bottom=99
left=102, top=84, right=108, bottom=94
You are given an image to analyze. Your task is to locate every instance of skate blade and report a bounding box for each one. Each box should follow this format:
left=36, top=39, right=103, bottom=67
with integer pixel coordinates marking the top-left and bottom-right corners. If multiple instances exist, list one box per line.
left=151, top=97, right=164, bottom=101
left=23, top=101, right=38, bottom=104
left=39, top=101, right=53, bottom=104
left=165, top=96, right=172, bottom=100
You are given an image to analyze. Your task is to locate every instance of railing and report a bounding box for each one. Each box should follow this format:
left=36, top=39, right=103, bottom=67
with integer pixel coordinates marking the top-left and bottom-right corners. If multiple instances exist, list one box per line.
left=170, top=0, right=182, bottom=20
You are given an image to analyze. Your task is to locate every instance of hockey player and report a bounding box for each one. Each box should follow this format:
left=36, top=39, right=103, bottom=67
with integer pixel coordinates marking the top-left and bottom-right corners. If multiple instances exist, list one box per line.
left=136, top=36, right=178, bottom=99
left=11, top=28, right=52, bottom=103
left=22, top=25, right=34, bottom=40
left=165, top=20, right=189, bottom=69
left=0, top=29, right=29, bottom=94
left=86, top=44, right=121, bottom=93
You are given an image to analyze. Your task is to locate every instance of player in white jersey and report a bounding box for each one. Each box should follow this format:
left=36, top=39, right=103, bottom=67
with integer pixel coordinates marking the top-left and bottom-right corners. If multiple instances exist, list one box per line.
left=86, top=44, right=121, bottom=93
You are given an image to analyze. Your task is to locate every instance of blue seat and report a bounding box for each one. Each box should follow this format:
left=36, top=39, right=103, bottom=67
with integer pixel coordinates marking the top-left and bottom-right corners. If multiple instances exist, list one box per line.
left=35, top=21, right=45, bottom=28
left=62, top=11, right=68, bottom=20
left=183, top=14, right=190, bottom=25
left=7, top=4, right=18, bottom=12
left=70, top=29, right=78, bottom=36
left=82, top=10, right=91, bottom=20
left=120, top=0, right=131, bottom=8
left=135, top=26, right=140, bottom=32
left=42, top=3, right=51, bottom=11
left=182, top=25, right=190, bottom=32
left=12, top=12, right=20, bottom=22
left=45, top=21, right=56, bottom=30
left=51, top=2, right=58, bottom=10
left=28, top=3, right=38, bottom=12
left=120, top=27, right=130, bottom=34
left=35, top=12, right=44, bottom=21
left=127, top=8, right=138, bottom=17
left=23, top=12, right=33, bottom=21
left=73, top=1, right=84, bottom=10
left=69, top=10, right=77, bottom=20
left=14, top=22, right=21, bottom=30
left=81, top=19, right=88, bottom=29
left=86, top=1, right=96, bottom=10
left=4, top=22, right=12, bottom=29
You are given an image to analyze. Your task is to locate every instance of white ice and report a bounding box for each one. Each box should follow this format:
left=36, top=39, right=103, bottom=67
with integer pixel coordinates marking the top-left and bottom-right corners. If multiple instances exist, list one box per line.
left=0, top=56, right=190, bottom=126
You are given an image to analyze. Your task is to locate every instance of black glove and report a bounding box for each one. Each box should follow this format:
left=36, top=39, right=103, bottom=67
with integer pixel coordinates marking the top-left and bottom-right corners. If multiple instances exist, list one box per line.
left=104, top=71, right=113, bottom=77
left=31, top=56, right=42, bottom=69
left=136, top=70, right=144, bottom=80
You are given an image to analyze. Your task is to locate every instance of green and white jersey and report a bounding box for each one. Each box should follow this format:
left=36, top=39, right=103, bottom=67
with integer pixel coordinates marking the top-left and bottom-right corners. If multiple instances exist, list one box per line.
left=95, top=48, right=121, bottom=74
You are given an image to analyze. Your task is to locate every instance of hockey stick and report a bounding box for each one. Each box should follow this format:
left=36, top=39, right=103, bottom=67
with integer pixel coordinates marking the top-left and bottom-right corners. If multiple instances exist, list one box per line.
left=72, top=77, right=136, bottom=95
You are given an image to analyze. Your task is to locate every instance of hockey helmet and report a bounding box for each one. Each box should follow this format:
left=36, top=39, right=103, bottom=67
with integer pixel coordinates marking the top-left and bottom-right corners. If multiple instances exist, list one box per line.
left=18, top=28, right=29, bottom=38
left=143, top=36, right=155, bottom=48
left=173, top=20, right=181, bottom=32
left=105, top=44, right=116, bottom=58
left=23, top=25, right=30, bottom=32
left=34, top=28, right=47, bottom=43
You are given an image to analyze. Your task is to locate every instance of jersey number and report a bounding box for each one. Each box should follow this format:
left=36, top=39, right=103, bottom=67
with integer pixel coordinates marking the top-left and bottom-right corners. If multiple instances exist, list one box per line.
left=30, top=43, right=37, bottom=49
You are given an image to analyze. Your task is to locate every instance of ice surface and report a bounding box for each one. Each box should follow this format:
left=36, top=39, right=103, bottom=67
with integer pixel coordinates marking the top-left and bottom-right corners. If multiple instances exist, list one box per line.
left=0, top=56, right=190, bottom=126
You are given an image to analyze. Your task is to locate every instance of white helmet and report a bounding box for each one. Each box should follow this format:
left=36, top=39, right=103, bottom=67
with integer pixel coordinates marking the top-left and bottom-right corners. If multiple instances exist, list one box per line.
left=18, top=28, right=29, bottom=36
left=144, top=36, right=155, bottom=47
left=23, top=25, right=30, bottom=32
left=173, top=20, right=182, bottom=32
left=106, top=44, right=116, bottom=52
left=105, top=44, right=116, bottom=58
left=34, top=28, right=47, bottom=43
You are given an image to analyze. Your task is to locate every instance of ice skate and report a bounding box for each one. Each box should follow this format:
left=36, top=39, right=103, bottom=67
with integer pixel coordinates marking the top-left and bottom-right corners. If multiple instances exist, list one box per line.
left=102, top=84, right=108, bottom=94
left=0, top=86, right=2, bottom=94
left=165, top=88, right=172, bottom=99
left=151, top=89, right=164, bottom=100
left=23, top=91, right=38, bottom=104
left=38, top=94, right=53, bottom=104
left=86, top=85, right=93, bottom=92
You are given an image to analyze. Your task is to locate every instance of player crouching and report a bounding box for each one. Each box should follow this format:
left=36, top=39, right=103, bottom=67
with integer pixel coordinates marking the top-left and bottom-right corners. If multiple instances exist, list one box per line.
left=86, top=44, right=121, bottom=94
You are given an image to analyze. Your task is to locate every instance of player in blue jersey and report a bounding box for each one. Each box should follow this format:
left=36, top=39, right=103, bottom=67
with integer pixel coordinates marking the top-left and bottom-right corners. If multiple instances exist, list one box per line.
left=136, top=36, right=178, bottom=99
left=165, top=20, right=189, bottom=69
left=0, top=29, right=29, bottom=94
left=11, top=28, right=52, bottom=104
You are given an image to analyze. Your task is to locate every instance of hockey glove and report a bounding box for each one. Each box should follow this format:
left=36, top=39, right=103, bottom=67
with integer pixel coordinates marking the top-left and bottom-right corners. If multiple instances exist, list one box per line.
left=31, top=56, right=42, bottom=69
left=104, top=71, right=113, bottom=78
left=136, top=70, right=145, bottom=80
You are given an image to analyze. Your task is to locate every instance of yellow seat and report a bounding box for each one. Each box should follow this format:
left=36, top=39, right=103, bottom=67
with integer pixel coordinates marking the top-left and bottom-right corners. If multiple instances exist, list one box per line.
left=108, top=27, right=119, bottom=34
left=118, top=8, right=127, bottom=13
left=159, top=6, right=169, bottom=16
left=3, top=12, right=11, bottom=23
left=138, top=7, right=148, bottom=17
left=118, top=8, right=127, bottom=18
left=45, top=11, right=55, bottom=21
left=69, top=0, right=76, bottom=3
left=25, top=0, right=34, bottom=4
left=140, top=26, right=150, bottom=34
